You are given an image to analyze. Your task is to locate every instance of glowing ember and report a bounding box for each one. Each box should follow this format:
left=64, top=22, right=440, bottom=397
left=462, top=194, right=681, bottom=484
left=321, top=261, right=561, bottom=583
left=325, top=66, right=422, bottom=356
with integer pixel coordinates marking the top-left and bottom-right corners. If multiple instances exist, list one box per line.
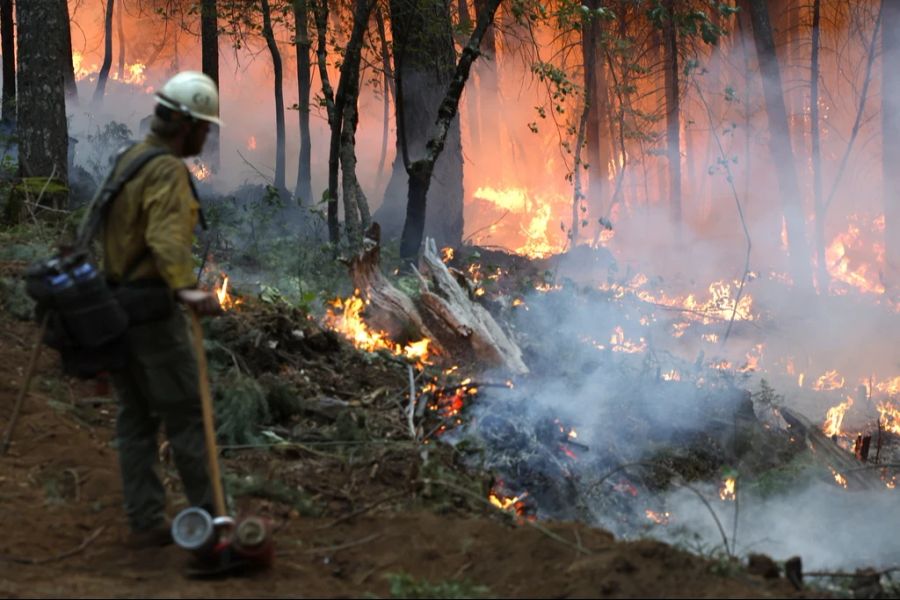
left=662, top=370, right=680, bottom=381
left=719, top=477, right=736, bottom=501
left=823, top=396, right=854, bottom=437
left=247, top=136, right=257, bottom=150
left=440, top=247, right=455, bottom=263
left=645, top=510, right=671, bottom=525
left=831, top=468, right=848, bottom=489
left=190, top=161, right=212, bottom=181
left=325, top=291, right=432, bottom=364
left=488, top=487, right=530, bottom=517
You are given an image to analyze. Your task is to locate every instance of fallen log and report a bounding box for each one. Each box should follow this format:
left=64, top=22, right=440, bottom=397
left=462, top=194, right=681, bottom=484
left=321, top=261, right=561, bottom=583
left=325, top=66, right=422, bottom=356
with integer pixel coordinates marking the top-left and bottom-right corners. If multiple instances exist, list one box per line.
left=780, top=407, right=883, bottom=491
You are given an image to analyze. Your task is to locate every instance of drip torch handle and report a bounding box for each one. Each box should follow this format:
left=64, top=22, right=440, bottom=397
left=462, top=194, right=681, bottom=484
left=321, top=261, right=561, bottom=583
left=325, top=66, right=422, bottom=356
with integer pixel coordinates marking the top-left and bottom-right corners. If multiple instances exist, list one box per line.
left=190, top=309, right=227, bottom=518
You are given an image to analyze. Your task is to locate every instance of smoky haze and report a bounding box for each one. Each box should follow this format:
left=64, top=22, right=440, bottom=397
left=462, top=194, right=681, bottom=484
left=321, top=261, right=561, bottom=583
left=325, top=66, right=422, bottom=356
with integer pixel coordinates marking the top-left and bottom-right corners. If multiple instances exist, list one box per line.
left=62, top=0, right=899, bottom=572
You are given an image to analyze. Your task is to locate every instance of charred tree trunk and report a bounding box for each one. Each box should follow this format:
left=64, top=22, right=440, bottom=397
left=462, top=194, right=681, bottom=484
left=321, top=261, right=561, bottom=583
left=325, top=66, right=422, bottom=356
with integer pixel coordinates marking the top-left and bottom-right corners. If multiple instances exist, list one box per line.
left=201, top=0, right=220, bottom=173
left=92, top=0, right=115, bottom=108
left=810, top=0, right=826, bottom=289
left=743, top=0, right=812, bottom=289
left=17, top=0, right=68, bottom=205
left=377, top=0, right=464, bottom=249
left=336, top=0, right=376, bottom=248
left=294, top=0, right=313, bottom=205
left=260, top=0, right=286, bottom=194
left=0, top=0, right=13, bottom=123
left=663, top=0, right=682, bottom=231
left=60, top=0, right=78, bottom=104
left=582, top=2, right=610, bottom=223
left=884, top=0, right=900, bottom=294
left=398, top=0, right=502, bottom=264
left=116, top=0, right=125, bottom=81
left=311, top=0, right=340, bottom=244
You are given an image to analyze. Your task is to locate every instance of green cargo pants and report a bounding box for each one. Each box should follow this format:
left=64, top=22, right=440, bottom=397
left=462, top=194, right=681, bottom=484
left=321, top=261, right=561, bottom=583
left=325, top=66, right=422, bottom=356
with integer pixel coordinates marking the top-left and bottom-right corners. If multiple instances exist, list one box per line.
left=110, top=307, right=213, bottom=532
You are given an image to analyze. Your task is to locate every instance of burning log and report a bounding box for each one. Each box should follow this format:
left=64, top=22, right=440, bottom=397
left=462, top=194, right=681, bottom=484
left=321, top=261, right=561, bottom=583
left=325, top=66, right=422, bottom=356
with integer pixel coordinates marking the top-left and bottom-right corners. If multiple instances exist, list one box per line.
left=346, top=223, right=441, bottom=350
left=780, top=407, right=883, bottom=491
left=346, top=224, right=528, bottom=375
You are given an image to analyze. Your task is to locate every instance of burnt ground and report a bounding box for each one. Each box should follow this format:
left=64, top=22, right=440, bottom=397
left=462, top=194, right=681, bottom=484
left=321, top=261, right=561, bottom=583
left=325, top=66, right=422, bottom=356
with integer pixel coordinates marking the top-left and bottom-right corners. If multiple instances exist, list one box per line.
left=0, top=299, right=812, bottom=598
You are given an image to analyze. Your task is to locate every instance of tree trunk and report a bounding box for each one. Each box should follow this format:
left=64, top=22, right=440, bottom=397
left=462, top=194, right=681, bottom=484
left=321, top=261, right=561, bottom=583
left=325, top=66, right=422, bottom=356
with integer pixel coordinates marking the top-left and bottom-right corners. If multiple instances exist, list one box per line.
left=810, top=0, right=826, bottom=289
left=92, top=0, right=115, bottom=108
left=294, top=0, right=313, bottom=205
left=17, top=0, right=69, bottom=204
left=201, top=0, right=220, bottom=173
left=398, top=0, right=502, bottom=264
left=60, top=0, right=78, bottom=104
left=260, top=0, right=287, bottom=194
left=116, top=0, right=125, bottom=81
left=663, top=0, right=682, bottom=232
left=884, top=0, right=900, bottom=294
left=0, top=0, right=13, bottom=123
left=582, top=1, right=609, bottom=225
left=336, top=0, right=376, bottom=249
left=311, top=0, right=340, bottom=244
left=743, top=0, right=812, bottom=289
left=373, top=5, right=394, bottom=195
left=377, top=0, right=464, bottom=249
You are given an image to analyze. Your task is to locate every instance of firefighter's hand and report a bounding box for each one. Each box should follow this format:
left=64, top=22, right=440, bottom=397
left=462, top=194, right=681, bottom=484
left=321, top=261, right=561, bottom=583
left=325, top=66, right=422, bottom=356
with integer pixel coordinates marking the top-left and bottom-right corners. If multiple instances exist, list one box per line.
left=177, top=288, right=222, bottom=316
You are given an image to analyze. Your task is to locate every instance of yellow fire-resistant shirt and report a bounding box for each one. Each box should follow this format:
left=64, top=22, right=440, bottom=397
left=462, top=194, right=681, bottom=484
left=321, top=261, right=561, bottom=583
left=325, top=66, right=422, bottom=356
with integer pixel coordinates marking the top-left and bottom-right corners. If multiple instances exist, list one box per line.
left=102, top=134, right=200, bottom=289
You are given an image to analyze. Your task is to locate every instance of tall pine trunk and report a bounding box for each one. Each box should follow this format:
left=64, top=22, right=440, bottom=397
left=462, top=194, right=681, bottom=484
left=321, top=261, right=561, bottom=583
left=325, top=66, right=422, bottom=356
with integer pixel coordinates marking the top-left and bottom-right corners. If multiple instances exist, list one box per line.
left=583, top=2, right=611, bottom=227
left=116, top=0, right=125, bottom=80
left=294, top=0, right=313, bottom=205
left=810, top=0, right=826, bottom=288
left=884, top=0, right=900, bottom=294
left=336, top=0, right=375, bottom=248
left=743, top=0, right=812, bottom=289
left=60, top=0, right=78, bottom=104
left=260, top=0, right=286, bottom=194
left=17, top=0, right=69, bottom=206
left=92, top=0, right=115, bottom=108
left=0, top=0, right=13, bottom=123
left=201, top=0, right=220, bottom=172
left=663, top=0, right=681, bottom=232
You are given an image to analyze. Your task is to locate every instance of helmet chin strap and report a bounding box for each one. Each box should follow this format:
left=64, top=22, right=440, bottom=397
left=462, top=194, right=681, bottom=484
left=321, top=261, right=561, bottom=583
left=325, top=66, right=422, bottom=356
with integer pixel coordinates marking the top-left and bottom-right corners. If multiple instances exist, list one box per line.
left=156, top=92, right=197, bottom=124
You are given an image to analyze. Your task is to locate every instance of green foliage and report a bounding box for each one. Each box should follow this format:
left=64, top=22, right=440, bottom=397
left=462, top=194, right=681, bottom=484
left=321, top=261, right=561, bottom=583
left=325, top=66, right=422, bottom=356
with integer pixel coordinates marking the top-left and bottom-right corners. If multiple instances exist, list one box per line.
left=214, top=368, right=271, bottom=446
left=225, top=471, right=322, bottom=517
left=83, top=121, right=133, bottom=182
left=385, top=572, right=490, bottom=599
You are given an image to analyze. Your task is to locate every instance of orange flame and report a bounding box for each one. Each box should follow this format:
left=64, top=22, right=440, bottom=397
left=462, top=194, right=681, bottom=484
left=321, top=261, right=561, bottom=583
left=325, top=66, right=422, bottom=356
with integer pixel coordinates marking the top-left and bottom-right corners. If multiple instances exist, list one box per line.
left=214, top=274, right=242, bottom=310
left=719, top=477, right=736, bottom=501
left=325, top=291, right=432, bottom=364
left=823, top=396, right=854, bottom=437
left=645, top=510, right=671, bottom=525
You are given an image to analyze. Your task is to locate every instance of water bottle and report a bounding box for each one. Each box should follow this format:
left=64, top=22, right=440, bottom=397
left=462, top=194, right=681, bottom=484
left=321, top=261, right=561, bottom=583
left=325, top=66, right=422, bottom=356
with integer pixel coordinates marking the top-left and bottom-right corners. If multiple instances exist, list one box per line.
left=71, top=262, right=97, bottom=282
left=48, top=272, right=74, bottom=290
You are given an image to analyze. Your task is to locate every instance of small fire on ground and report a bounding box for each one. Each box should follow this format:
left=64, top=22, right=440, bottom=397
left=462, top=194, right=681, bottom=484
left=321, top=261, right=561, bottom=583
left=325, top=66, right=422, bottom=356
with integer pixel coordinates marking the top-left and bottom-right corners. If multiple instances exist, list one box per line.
left=325, top=291, right=431, bottom=364
left=214, top=273, right=242, bottom=310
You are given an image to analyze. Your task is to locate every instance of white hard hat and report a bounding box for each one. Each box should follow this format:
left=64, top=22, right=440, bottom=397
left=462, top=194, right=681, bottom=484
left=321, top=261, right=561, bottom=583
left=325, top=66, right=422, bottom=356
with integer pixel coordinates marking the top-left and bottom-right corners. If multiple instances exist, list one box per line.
left=155, top=71, right=222, bottom=126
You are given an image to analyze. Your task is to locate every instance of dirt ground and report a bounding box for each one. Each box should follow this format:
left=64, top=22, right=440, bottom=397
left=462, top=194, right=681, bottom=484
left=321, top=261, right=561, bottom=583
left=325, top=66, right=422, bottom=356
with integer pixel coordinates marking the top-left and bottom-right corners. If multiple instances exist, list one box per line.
left=0, top=311, right=811, bottom=598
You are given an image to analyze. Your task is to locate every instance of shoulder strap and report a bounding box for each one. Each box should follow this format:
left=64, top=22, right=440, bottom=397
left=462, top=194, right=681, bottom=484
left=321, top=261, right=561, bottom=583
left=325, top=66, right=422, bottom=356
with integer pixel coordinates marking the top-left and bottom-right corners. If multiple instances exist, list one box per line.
left=75, top=146, right=172, bottom=250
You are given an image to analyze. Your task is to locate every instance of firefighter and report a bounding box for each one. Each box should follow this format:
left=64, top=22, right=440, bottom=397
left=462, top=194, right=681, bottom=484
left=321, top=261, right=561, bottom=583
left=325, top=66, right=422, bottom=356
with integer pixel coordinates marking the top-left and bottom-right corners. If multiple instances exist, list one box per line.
left=103, top=71, right=222, bottom=548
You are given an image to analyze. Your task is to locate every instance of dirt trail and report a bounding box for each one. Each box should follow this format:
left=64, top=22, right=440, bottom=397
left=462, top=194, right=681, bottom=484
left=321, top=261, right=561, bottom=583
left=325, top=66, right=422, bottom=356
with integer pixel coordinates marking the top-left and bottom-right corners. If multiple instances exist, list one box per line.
left=0, top=312, right=808, bottom=598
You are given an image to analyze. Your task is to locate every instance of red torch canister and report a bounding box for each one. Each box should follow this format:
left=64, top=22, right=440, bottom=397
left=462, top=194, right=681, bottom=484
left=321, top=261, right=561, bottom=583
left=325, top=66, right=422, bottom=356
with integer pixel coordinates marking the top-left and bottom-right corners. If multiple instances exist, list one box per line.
left=232, top=515, right=274, bottom=567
